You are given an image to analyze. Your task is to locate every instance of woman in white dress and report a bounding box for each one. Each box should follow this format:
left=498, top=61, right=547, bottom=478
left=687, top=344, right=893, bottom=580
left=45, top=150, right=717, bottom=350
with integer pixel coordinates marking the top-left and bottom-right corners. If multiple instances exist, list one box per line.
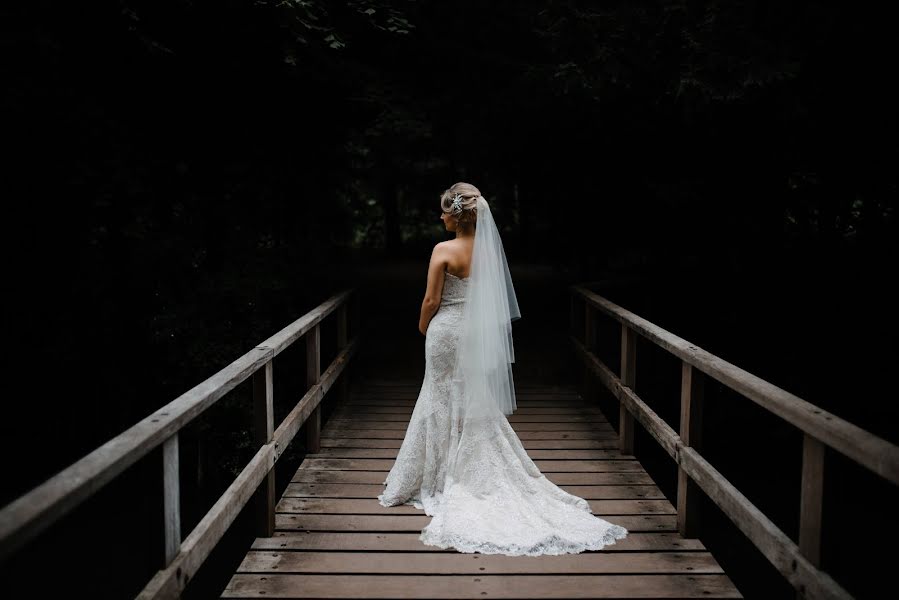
left=377, top=181, right=629, bottom=555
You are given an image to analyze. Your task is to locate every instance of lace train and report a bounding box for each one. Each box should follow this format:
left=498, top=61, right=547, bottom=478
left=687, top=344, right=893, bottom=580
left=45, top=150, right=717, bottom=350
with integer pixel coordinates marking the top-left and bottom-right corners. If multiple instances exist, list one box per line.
left=377, top=272, right=628, bottom=555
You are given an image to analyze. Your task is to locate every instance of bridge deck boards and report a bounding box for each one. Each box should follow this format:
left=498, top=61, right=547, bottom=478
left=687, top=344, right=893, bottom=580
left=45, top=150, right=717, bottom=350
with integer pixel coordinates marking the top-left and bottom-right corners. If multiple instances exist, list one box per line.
left=222, top=382, right=743, bottom=598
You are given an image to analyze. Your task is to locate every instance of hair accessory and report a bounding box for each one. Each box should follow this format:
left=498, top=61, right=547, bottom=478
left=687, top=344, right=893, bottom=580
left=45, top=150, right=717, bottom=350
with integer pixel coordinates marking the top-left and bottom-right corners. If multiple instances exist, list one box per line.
left=450, top=193, right=464, bottom=214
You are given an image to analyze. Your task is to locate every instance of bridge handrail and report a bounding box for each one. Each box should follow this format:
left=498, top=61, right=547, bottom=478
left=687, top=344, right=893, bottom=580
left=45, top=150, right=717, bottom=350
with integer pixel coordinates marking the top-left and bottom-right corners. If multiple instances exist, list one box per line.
left=572, top=285, right=898, bottom=485
left=0, top=289, right=358, bottom=599
left=570, top=283, right=898, bottom=600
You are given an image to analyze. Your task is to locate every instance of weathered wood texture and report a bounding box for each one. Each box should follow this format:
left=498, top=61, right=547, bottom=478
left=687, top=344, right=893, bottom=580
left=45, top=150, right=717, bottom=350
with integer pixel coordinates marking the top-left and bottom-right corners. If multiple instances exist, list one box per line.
left=253, top=360, right=276, bottom=538
left=162, top=433, right=181, bottom=566
left=570, top=286, right=881, bottom=600
left=139, top=339, right=358, bottom=599
left=0, top=290, right=354, bottom=563
left=571, top=286, right=899, bottom=486
left=222, top=382, right=743, bottom=599
left=0, top=290, right=357, bottom=600
left=305, top=324, right=322, bottom=454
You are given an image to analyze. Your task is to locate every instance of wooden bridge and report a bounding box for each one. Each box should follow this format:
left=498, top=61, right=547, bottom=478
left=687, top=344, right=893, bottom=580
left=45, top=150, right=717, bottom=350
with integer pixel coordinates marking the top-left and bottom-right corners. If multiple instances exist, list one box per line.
left=1, top=284, right=896, bottom=598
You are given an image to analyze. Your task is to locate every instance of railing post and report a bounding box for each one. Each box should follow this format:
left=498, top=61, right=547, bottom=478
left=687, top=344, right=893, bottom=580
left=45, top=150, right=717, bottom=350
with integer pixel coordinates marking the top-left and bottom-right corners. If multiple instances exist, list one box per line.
left=351, top=291, right=361, bottom=387
left=619, top=324, right=636, bottom=454
left=252, top=360, right=275, bottom=537
left=583, top=302, right=597, bottom=403
left=336, top=301, right=349, bottom=407
left=798, top=434, right=824, bottom=569
left=677, top=362, right=704, bottom=538
left=569, top=292, right=578, bottom=338
left=162, top=433, right=180, bottom=566
left=306, top=324, right=322, bottom=453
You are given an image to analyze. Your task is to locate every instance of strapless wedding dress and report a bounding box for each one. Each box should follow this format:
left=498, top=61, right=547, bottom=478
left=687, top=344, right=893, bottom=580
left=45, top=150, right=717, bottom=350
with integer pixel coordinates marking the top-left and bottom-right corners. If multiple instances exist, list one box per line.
left=377, top=271, right=629, bottom=555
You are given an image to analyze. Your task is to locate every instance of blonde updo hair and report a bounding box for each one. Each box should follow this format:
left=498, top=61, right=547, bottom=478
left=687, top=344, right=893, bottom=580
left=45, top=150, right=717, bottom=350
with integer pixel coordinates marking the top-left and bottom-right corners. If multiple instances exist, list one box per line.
left=440, top=182, right=480, bottom=230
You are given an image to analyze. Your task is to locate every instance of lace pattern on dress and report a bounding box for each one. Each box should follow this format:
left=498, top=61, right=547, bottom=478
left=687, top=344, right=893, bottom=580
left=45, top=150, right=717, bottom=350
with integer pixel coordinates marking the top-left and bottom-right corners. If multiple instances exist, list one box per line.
left=377, top=270, right=628, bottom=554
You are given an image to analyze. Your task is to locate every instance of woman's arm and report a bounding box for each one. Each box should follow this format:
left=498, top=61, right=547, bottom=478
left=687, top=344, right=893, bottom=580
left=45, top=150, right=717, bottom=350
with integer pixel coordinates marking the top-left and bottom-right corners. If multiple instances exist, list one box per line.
left=418, top=244, right=447, bottom=335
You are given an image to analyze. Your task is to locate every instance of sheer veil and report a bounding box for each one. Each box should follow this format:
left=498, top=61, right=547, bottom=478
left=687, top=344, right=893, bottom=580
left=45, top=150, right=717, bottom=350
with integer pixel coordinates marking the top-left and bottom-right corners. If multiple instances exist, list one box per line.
left=452, top=196, right=521, bottom=422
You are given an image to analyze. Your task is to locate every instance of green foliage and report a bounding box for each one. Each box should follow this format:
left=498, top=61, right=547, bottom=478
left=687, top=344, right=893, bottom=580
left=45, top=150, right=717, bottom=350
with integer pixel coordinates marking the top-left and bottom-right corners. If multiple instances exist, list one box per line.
left=270, top=0, right=415, bottom=54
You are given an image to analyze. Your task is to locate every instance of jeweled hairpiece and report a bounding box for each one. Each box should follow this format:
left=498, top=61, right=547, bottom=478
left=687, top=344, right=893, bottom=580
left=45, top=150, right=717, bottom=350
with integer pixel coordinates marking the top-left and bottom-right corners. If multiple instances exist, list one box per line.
left=450, top=193, right=464, bottom=214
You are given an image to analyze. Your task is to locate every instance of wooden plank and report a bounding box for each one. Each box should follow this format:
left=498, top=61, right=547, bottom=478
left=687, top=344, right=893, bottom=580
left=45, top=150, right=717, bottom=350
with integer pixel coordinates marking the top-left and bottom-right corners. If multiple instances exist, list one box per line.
left=251, top=531, right=708, bottom=552
left=572, top=285, right=899, bottom=487
left=276, top=513, right=432, bottom=531
left=275, top=514, right=677, bottom=533
left=298, top=448, right=634, bottom=468
left=277, top=497, right=424, bottom=514
left=162, top=433, right=180, bottom=566
left=295, top=458, right=643, bottom=472
left=305, top=324, right=322, bottom=454
left=619, top=324, right=636, bottom=455
left=353, top=394, right=584, bottom=400
left=291, top=469, right=653, bottom=485
left=583, top=302, right=598, bottom=404
left=237, top=550, right=727, bottom=574
left=253, top=361, right=276, bottom=537
left=349, top=392, right=585, bottom=398
left=277, top=497, right=671, bottom=515
left=323, top=421, right=612, bottom=432
left=336, top=302, right=349, bottom=407
left=345, top=397, right=586, bottom=405
left=222, top=573, right=742, bottom=598
left=799, top=433, right=825, bottom=567
left=224, top=375, right=745, bottom=600
left=354, top=387, right=581, bottom=394
left=329, top=413, right=609, bottom=423
left=283, top=483, right=668, bottom=501
left=333, top=406, right=604, bottom=415
left=360, top=380, right=577, bottom=390
left=319, top=438, right=620, bottom=450
left=321, top=430, right=617, bottom=440
left=678, top=361, right=704, bottom=539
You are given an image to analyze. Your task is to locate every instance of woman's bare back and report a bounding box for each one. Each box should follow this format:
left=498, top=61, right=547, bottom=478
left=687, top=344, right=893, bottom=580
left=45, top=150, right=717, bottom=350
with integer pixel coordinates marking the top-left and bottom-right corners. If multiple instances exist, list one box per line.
left=441, top=237, right=474, bottom=279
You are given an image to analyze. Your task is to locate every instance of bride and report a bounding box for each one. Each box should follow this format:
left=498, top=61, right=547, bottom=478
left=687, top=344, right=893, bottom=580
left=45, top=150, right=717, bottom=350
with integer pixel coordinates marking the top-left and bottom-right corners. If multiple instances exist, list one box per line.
left=377, top=181, right=629, bottom=555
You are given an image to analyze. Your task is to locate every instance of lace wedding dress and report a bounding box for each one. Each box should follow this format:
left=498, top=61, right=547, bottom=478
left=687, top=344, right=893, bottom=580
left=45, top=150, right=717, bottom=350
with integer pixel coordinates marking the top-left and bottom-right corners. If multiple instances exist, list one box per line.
left=377, top=271, right=629, bottom=555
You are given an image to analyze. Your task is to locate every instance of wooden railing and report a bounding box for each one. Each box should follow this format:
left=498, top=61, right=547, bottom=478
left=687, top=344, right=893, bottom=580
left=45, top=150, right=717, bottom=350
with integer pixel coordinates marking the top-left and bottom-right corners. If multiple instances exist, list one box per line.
left=570, top=284, right=898, bottom=600
left=0, top=289, right=359, bottom=599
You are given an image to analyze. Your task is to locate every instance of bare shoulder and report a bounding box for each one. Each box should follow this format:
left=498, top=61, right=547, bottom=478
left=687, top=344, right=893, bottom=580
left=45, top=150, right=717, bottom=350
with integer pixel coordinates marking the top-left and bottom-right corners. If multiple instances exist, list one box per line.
left=437, top=239, right=469, bottom=257
left=429, top=241, right=452, bottom=270
left=437, top=238, right=467, bottom=254
left=432, top=240, right=453, bottom=258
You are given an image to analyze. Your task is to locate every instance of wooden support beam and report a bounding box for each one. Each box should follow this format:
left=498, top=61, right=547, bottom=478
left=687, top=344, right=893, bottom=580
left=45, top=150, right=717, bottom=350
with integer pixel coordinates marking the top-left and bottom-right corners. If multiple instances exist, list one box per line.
left=139, top=337, right=358, bottom=600
left=252, top=361, right=275, bottom=537
left=680, top=447, right=851, bottom=600
left=583, top=303, right=597, bottom=404
left=162, top=433, right=180, bottom=567
left=336, top=303, right=349, bottom=408
left=799, top=433, right=825, bottom=567
left=570, top=335, right=677, bottom=459
left=678, top=362, right=704, bottom=538
left=619, top=324, right=636, bottom=454
left=306, top=324, right=322, bottom=453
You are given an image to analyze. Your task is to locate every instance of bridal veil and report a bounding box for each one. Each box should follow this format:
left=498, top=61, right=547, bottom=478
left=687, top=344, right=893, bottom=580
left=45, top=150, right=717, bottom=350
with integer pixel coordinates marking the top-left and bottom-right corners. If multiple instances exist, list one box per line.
left=452, top=196, right=521, bottom=421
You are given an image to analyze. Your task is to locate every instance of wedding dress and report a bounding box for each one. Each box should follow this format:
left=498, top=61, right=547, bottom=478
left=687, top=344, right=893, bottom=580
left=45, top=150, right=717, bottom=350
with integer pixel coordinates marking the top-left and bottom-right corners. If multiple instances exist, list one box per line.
left=376, top=269, right=629, bottom=555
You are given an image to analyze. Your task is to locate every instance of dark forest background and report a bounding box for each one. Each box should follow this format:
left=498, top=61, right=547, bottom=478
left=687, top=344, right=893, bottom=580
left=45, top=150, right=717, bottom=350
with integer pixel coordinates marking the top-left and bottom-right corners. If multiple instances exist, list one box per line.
left=1, top=1, right=896, bottom=598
